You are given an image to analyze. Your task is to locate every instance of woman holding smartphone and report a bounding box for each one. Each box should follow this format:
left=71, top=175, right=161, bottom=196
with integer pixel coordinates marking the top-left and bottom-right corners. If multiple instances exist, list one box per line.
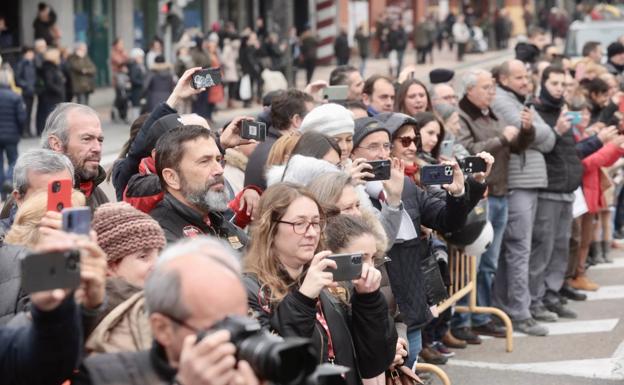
left=243, top=183, right=396, bottom=385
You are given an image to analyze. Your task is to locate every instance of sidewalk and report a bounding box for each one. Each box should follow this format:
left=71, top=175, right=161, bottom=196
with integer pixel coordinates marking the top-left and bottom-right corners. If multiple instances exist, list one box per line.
left=89, top=44, right=514, bottom=126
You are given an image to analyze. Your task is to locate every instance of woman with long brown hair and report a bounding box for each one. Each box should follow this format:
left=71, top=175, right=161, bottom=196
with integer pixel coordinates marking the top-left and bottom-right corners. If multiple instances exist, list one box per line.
left=395, top=78, right=432, bottom=116
left=243, top=183, right=396, bottom=385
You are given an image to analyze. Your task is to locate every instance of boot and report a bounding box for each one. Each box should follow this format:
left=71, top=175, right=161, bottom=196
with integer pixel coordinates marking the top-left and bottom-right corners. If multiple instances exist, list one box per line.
left=599, top=240, right=613, bottom=263
left=586, top=241, right=600, bottom=266
left=568, top=275, right=599, bottom=291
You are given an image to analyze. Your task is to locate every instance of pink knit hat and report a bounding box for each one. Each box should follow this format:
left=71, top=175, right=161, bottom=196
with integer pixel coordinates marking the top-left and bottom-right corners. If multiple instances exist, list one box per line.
left=92, top=202, right=166, bottom=263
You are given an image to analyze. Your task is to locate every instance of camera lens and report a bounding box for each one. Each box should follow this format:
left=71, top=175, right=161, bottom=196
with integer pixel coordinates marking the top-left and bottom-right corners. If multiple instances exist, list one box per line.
left=57, top=202, right=64, bottom=211
left=351, top=255, right=362, bottom=264
left=52, top=181, right=61, bottom=193
left=65, top=252, right=79, bottom=271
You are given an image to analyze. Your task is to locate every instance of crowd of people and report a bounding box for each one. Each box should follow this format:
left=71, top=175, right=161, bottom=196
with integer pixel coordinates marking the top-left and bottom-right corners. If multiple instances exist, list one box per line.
left=1, top=2, right=624, bottom=384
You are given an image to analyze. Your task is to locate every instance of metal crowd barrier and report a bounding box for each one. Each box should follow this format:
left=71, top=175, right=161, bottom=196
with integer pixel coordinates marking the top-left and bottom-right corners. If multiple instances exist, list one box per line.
left=416, top=249, right=514, bottom=385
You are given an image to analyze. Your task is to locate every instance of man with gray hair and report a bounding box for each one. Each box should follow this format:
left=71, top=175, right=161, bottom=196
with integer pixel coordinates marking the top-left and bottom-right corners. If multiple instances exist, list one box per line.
left=0, top=149, right=74, bottom=235
left=73, top=236, right=260, bottom=385
left=451, top=68, right=535, bottom=343
left=41, top=102, right=108, bottom=211
left=490, top=59, right=556, bottom=336
left=430, top=83, right=459, bottom=108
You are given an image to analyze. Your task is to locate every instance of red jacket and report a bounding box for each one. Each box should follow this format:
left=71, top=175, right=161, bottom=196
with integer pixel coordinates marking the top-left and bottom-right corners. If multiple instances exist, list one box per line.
left=581, top=142, right=624, bottom=213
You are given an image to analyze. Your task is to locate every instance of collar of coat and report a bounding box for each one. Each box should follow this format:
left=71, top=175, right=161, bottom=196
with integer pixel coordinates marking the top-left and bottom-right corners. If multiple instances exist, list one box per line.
left=498, top=84, right=527, bottom=104
left=150, top=341, right=177, bottom=381
left=163, top=192, right=225, bottom=231
left=459, top=95, right=498, bottom=121
left=76, top=166, right=106, bottom=197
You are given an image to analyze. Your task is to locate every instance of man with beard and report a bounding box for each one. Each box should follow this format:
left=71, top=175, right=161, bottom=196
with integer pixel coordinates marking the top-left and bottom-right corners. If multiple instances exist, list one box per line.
left=41, top=102, right=108, bottom=211
left=150, top=125, right=248, bottom=248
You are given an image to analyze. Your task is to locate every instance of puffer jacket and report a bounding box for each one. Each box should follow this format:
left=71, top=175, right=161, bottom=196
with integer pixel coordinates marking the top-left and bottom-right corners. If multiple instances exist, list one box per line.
left=582, top=142, right=624, bottom=213
left=244, top=274, right=396, bottom=385
left=0, top=85, right=26, bottom=145
left=0, top=242, right=28, bottom=325
left=491, top=86, right=556, bottom=190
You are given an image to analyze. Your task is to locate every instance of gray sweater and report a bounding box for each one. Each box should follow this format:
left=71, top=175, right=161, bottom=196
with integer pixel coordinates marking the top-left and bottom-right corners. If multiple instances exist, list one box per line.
left=491, top=87, right=556, bottom=190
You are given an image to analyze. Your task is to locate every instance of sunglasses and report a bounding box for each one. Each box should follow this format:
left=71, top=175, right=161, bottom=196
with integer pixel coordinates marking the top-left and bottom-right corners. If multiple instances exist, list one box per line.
left=397, top=136, right=419, bottom=147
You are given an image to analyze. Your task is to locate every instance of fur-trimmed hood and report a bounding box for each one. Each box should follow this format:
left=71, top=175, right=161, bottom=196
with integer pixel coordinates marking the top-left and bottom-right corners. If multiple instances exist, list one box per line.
left=266, top=155, right=340, bottom=187
left=224, top=148, right=249, bottom=172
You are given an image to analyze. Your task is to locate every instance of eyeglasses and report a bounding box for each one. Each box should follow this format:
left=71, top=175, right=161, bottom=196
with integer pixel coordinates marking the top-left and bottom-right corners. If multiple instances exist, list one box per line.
left=440, top=95, right=458, bottom=102
left=397, top=136, right=419, bottom=147
left=164, top=313, right=203, bottom=333
left=356, top=142, right=393, bottom=152
left=277, top=219, right=325, bottom=235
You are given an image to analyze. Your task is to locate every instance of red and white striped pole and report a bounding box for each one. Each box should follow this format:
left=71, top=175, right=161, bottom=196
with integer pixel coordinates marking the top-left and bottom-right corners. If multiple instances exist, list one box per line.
left=315, top=0, right=337, bottom=65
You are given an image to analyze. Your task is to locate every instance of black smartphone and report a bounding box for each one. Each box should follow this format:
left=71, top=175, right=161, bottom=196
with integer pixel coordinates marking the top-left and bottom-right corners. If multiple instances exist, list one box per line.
left=524, top=95, right=534, bottom=108
left=62, top=207, right=91, bottom=235
left=363, top=159, right=391, bottom=181
left=420, top=164, right=454, bottom=185
left=190, top=67, right=222, bottom=89
left=240, top=120, right=267, bottom=141
left=459, top=156, right=487, bottom=174
left=324, top=253, right=363, bottom=281
left=20, top=250, right=81, bottom=293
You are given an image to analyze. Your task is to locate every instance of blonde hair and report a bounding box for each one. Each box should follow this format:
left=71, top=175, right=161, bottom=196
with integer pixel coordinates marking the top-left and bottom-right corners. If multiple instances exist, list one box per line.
left=244, top=183, right=325, bottom=303
left=4, top=190, right=86, bottom=247
left=265, top=132, right=301, bottom=167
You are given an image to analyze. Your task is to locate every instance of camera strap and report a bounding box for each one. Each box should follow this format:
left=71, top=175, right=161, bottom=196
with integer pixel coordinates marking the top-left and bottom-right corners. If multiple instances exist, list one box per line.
left=315, top=301, right=336, bottom=364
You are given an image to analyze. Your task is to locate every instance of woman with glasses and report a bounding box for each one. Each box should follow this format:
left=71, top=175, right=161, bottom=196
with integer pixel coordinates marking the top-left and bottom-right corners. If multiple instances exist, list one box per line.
left=243, top=183, right=397, bottom=385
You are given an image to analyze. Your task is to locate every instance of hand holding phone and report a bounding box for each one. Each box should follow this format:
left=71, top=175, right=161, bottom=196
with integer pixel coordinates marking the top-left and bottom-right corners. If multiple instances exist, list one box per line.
left=323, top=253, right=364, bottom=281
left=240, top=119, right=267, bottom=141
left=459, top=156, right=487, bottom=173
left=21, top=250, right=81, bottom=294
left=322, top=85, right=349, bottom=101
left=420, top=164, right=454, bottom=185
left=566, top=111, right=582, bottom=127
left=62, top=207, right=91, bottom=235
left=47, top=179, right=73, bottom=212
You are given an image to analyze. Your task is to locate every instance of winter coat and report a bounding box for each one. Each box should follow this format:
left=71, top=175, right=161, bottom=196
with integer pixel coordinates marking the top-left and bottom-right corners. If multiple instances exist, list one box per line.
left=534, top=99, right=583, bottom=193
left=127, top=61, right=145, bottom=107
left=576, top=135, right=603, bottom=159
left=355, top=30, right=370, bottom=58
left=221, top=44, right=239, bottom=82
left=300, top=35, right=318, bottom=61
left=122, top=156, right=163, bottom=214
left=110, top=47, right=128, bottom=75
left=14, top=59, right=36, bottom=96
left=239, top=44, right=261, bottom=78
left=490, top=86, right=556, bottom=190
left=39, top=60, right=66, bottom=106
left=334, top=33, right=351, bottom=62
left=243, top=124, right=284, bottom=190
left=0, top=242, right=27, bottom=325
left=224, top=149, right=248, bottom=195
left=67, top=53, right=96, bottom=94
left=581, top=142, right=624, bottom=213
left=0, top=86, right=26, bottom=145
left=206, top=53, right=224, bottom=104
left=80, top=166, right=110, bottom=212
left=143, top=63, right=175, bottom=112
left=458, top=95, right=533, bottom=196
left=244, top=274, right=397, bottom=385
left=33, top=10, right=57, bottom=46
left=389, top=27, right=408, bottom=51
left=0, top=296, right=82, bottom=385
left=150, top=193, right=248, bottom=247
left=371, top=177, right=484, bottom=330
left=452, top=22, right=470, bottom=44
left=86, top=288, right=150, bottom=354
left=112, top=102, right=177, bottom=201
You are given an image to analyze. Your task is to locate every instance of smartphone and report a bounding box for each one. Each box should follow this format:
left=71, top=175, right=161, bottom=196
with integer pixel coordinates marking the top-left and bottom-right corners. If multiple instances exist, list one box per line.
left=62, top=207, right=91, bottom=235
left=363, top=159, right=391, bottom=181
left=20, top=250, right=81, bottom=293
left=322, top=85, right=349, bottom=101
left=240, top=119, right=267, bottom=141
left=420, top=164, right=454, bottom=185
left=566, top=111, right=582, bottom=126
left=190, top=67, right=222, bottom=89
left=524, top=95, right=535, bottom=108
left=459, top=156, right=487, bottom=173
left=47, top=179, right=72, bottom=212
left=440, top=139, right=454, bottom=158
left=324, top=253, right=363, bottom=281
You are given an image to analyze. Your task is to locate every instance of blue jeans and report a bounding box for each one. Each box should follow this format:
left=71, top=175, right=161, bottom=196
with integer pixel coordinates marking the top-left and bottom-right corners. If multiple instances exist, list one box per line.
left=0, top=143, right=18, bottom=187
left=452, top=196, right=509, bottom=328
left=406, top=328, right=422, bottom=370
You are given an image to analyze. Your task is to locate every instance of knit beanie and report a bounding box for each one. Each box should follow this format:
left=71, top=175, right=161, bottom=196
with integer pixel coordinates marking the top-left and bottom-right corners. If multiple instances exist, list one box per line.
left=353, top=117, right=391, bottom=148
left=92, top=202, right=166, bottom=263
left=299, top=103, right=355, bottom=137
left=607, top=42, right=624, bottom=59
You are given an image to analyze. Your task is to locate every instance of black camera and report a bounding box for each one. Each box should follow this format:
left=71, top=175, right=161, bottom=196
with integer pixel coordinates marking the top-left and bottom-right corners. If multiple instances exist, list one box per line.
left=198, top=315, right=317, bottom=385
left=241, top=120, right=267, bottom=141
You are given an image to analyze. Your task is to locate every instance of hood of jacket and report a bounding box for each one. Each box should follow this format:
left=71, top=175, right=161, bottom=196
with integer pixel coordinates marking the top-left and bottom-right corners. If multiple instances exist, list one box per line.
left=224, top=148, right=249, bottom=172
left=266, top=155, right=341, bottom=187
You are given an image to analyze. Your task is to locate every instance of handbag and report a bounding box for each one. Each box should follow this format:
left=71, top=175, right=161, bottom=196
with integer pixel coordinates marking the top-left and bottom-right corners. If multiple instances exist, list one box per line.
left=239, top=74, right=252, bottom=100
left=386, top=365, right=424, bottom=385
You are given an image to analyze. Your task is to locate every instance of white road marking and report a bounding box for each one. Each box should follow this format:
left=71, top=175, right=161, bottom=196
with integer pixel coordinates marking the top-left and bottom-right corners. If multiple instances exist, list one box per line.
left=480, top=318, right=619, bottom=339
left=591, top=258, right=624, bottom=270
left=583, top=285, right=624, bottom=301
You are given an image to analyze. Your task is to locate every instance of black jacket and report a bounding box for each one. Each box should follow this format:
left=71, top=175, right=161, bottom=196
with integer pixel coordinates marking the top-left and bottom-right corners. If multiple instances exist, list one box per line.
left=372, top=177, right=483, bottom=330
left=15, top=59, right=36, bottom=97
left=39, top=60, right=65, bottom=106
left=244, top=274, right=396, bottom=385
left=143, top=65, right=174, bottom=112
left=243, top=125, right=284, bottom=190
left=0, top=86, right=26, bottom=145
left=150, top=193, right=248, bottom=247
left=73, top=342, right=173, bottom=385
left=33, top=10, right=57, bottom=46
left=1, top=296, right=82, bottom=385
left=534, top=100, right=583, bottom=193
left=334, top=33, right=350, bottom=62
left=576, top=135, right=603, bottom=159
left=112, top=102, right=177, bottom=201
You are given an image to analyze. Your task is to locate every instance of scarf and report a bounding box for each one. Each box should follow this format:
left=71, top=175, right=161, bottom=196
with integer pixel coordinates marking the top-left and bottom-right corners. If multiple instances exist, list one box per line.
left=608, top=59, right=624, bottom=74
left=404, top=164, right=419, bottom=179
left=499, top=84, right=527, bottom=104
left=538, top=85, right=564, bottom=111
